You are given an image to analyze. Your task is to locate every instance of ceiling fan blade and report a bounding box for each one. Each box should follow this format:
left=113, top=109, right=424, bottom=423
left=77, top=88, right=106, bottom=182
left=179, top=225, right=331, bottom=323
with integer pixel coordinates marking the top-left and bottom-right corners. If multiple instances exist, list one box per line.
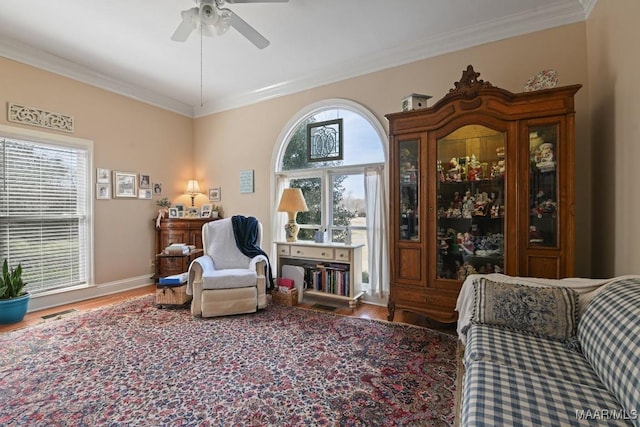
left=225, top=0, right=288, bottom=3
left=171, top=7, right=199, bottom=42
left=223, top=8, right=270, bottom=49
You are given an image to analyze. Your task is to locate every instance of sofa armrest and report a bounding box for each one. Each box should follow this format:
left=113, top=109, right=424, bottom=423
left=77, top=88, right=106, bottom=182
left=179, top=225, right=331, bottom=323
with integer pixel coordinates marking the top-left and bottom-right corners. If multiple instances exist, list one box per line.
left=253, top=258, right=267, bottom=309
left=187, top=255, right=215, bottom=295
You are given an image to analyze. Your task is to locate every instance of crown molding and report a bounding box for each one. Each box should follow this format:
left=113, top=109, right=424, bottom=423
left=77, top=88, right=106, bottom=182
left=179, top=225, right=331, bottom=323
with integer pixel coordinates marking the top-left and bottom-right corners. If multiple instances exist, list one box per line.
left=196, top=0, right=587, bottom=116
left=578, top=0, right=599, bottom=17
left=2, top=1, right=587, bottom=118
left=0, top=38, right=194, bottom=117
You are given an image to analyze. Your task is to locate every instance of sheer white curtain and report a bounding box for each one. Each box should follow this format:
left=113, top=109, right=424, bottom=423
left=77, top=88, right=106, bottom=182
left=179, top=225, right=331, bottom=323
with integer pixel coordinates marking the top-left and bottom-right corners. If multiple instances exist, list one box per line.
left=365, top=166, right=389, bottom=298
left=273, top=175, right=290, bottom=244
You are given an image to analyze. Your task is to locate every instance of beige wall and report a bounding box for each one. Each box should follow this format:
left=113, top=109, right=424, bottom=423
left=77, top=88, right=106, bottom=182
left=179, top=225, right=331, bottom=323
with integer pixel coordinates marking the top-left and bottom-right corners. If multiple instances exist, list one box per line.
left=586, top=0, right=640, bottom=277
left=0, top=57, right=194, bottom=309
left=7, top=14, right=632, bottom=311
left=195, top=22, right=593, bottom=276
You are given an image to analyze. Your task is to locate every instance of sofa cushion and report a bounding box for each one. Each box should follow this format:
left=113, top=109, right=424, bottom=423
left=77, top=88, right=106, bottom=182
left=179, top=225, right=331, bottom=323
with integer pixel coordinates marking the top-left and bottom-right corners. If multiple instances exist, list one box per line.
left=462, top=361, right=633, bottom=426
left=202, top=268, right=257, bottom=290
left=578, top=277, right=640, bottom=426
left=472, top=277, right=578, bottom=342
left=465, top=324, right=603, bottom=389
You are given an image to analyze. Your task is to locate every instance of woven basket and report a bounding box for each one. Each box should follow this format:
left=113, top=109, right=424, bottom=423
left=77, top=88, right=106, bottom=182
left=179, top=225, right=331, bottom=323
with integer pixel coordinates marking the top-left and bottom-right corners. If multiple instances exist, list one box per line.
left=271, top=288, right=298, bottom=306
left=156, top=284, right=191, bottom=305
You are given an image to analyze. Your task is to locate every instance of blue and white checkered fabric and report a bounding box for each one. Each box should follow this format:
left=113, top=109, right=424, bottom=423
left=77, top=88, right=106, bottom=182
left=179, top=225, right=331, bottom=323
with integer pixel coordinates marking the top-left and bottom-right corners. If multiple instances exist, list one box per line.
left=578, top=278, right=640, bottom=426
left=462, top=361, right=633, bottom=426
left=465, top=324, right=603, bottom=389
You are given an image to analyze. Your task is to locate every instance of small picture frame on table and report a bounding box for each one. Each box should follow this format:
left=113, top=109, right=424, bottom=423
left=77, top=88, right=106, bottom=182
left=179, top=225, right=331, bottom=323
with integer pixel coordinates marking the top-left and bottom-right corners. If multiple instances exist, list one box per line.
left=174, top=204, right=185, bottom=218
left=168, top=207, right=179, bottom=218
left=187, top=207, right=199, bottom=218
left=201, top=204, right=212, bottom=218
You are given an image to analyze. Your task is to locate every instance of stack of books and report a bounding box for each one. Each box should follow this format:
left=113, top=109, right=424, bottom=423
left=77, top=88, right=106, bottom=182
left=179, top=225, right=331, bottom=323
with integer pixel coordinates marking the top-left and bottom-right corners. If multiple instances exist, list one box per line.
left=163, top=243, right=194, bottom=255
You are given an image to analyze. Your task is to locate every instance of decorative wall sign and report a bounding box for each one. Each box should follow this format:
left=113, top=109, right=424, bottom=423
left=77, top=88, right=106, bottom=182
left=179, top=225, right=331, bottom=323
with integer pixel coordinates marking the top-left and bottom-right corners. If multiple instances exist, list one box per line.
left=307, top=118, right=343, bottom=162
left=239, top=170, right=254, bottom=193
left=8, top=102, right=74, bottom=133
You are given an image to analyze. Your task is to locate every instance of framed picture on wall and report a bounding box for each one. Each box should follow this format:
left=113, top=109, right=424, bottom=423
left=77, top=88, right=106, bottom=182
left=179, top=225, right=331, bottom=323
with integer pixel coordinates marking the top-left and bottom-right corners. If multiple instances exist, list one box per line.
left=96, top=183, right=110, bottom=199
left=97, top=168, right=110, bottom=184
left=113, top=171, right=137, bottom=198
left=139, top=174, right=150, bottom=189
left=209, top=187, right=221, bottom=202
left=307, top=118, right=343, bottom=162
left=138, top=189, right=152, bottom=199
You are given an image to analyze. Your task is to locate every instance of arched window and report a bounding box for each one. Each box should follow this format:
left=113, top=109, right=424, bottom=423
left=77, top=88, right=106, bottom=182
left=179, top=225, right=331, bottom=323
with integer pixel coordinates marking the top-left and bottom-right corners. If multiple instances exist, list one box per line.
left=273, top=99, right=389, bottom=300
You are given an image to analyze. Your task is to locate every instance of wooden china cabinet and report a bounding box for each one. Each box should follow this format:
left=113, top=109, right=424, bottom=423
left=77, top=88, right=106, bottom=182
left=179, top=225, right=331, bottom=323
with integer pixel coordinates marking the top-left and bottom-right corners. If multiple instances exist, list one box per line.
left=386, top=65, right=581, bottom=323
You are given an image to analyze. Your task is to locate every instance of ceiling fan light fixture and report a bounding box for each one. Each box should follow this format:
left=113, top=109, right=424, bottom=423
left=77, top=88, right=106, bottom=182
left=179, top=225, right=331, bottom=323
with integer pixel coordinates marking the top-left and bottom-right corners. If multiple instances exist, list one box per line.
left=201, top=24, right=216, bottom=37
left=214, top=10, right=232, bottom=35
left=200, top=2, right=218, bottom=25
left=171, top=0, right=285, bottom=47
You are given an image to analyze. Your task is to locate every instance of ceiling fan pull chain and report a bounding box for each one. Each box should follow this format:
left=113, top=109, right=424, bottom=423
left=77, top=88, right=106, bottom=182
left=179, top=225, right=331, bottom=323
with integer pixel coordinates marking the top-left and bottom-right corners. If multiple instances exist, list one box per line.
left=200, top=23, right=202, bottom=108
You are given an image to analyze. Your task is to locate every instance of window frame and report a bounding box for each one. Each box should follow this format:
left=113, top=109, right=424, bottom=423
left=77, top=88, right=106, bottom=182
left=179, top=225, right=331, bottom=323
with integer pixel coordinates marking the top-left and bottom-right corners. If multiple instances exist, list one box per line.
left=0, top=124, right=94, bottom=296
left=273, top=99, right=388, bottom=293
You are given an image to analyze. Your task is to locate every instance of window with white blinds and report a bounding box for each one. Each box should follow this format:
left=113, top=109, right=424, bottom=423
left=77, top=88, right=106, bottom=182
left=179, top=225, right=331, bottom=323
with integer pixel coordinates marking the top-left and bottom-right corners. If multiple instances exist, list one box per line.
left=0, top=135, right=91, bottom=294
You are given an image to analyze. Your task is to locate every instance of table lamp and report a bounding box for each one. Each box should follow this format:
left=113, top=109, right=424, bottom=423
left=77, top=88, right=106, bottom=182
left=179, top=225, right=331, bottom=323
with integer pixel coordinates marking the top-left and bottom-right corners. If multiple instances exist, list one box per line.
left=185, top=179, right=201, bottom=207
left=277, top=188, right=309, bottom=242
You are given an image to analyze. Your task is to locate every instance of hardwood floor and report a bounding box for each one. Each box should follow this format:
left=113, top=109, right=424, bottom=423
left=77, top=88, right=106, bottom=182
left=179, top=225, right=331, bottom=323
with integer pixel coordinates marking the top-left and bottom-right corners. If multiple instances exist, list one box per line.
left=1, top=286, right=457, bottom=335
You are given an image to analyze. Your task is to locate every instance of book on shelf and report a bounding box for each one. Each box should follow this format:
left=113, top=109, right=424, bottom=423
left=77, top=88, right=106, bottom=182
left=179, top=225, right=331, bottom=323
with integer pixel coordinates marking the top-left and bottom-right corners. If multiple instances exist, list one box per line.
left=306, top=262, right=350, bottom=297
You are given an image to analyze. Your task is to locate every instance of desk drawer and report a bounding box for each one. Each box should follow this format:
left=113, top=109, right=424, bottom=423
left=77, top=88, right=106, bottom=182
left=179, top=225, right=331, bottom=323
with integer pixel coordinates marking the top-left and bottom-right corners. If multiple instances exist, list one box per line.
left=159, top=257, right=188, bottom=276
left=335, top=248, right=351, bottom=262
left=290, top=246, right=334, bottom=260
left=277, top=245, right=290, bottom=256
left=394, top=287, right=457, bottom=309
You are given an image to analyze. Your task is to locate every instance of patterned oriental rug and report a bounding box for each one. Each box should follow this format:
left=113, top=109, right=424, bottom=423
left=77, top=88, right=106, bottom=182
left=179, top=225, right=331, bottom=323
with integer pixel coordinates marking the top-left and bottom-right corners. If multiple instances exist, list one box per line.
left=0, top=296, right=458, bottom=426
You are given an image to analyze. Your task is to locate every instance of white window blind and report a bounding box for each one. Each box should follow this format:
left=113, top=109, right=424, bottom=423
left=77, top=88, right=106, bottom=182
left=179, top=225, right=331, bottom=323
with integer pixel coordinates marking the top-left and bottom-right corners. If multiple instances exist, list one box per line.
left=0, top=137, right=90, bottom=294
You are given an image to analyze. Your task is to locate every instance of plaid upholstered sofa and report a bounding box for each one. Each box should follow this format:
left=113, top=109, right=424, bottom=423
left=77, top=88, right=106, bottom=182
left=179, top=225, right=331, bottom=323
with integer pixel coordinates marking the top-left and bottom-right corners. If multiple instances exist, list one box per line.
left=456, top=273, right=640, bottom=426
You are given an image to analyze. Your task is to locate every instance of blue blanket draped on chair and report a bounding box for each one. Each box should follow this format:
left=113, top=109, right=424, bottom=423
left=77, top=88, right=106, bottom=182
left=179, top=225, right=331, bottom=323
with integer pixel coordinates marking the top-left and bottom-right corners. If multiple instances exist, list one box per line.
left=231, top=215, right=275, bottom=291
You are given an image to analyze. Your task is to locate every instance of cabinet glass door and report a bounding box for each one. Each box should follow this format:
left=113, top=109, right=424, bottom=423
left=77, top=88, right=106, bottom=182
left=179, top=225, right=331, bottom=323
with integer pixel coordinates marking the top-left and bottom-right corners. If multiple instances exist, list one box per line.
left=528, top=125, right=559, bottom=248
left=436, top=125, right=505, bottom=280
left=398, top=140, right=419, bottom=241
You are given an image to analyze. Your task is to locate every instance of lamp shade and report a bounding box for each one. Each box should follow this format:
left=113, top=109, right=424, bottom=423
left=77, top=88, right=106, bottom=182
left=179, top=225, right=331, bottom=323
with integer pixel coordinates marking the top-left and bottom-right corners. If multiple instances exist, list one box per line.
left=186, top=179, right=201, bottom=194
left=277, top=188, right=308, bottom=213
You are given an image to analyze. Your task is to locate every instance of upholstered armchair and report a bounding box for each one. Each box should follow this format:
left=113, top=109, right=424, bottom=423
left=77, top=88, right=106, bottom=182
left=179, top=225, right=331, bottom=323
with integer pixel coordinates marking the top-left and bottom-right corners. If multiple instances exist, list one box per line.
left=187, top=217, right=268, bottom=317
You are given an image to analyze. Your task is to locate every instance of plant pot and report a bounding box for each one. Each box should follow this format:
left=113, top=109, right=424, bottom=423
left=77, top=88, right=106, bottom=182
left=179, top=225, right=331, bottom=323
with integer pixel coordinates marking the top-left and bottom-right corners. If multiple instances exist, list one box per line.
left=0, top=293, right=30, bottom=324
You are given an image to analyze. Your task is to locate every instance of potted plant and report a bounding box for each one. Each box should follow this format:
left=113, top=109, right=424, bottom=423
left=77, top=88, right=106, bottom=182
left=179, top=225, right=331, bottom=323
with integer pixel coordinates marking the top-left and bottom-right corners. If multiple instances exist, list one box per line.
left=156, top=197, right=172, bottom=213
left=0, top=259, right=30, bottom=324
left=155, top=197, right=172, bottom=227
left=211, top=205, right=223, bottom=219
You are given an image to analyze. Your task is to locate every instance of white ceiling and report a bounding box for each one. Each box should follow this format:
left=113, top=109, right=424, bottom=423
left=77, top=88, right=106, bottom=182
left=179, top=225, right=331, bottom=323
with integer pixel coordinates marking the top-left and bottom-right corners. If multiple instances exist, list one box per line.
left=0, top=0, right=595, bottom=118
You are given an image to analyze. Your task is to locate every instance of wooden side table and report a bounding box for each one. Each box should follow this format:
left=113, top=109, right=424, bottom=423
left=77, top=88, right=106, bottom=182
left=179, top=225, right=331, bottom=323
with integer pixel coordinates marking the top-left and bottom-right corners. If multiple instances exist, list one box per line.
left=153, top=249, right=203, bottom=284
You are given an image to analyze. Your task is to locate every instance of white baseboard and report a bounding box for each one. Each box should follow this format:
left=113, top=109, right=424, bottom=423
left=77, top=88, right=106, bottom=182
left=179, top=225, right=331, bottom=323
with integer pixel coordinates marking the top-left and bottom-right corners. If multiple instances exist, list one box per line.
left=27, top=275, right=153, bottom=313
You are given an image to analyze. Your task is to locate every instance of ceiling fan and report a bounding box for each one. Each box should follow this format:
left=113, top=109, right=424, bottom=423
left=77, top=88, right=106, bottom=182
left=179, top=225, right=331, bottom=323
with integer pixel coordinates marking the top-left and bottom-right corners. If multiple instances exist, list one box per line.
left=171, top=0, right=288, bottom=49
